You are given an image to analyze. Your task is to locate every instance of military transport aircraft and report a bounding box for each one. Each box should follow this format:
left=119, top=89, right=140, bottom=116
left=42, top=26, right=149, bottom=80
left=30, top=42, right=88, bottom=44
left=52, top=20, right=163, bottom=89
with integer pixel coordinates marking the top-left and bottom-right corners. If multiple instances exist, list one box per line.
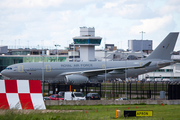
left=1, top=32, right=179, bottom=84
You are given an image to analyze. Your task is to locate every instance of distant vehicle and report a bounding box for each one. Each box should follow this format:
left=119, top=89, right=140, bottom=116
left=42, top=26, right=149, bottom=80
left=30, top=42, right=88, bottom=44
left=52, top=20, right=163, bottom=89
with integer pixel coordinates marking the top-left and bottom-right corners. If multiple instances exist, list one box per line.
left=155, top=78, right=162, bottom=81
left=162, top=78, right=170, bottom=81
left=139, top=79, right=145, bottom=82
left=49, top=94, right=64, bottom=100
left=146, top=78, right=154, bottom=81
left=86, top=93, right=100, bottom=100
left=64, top=92, right=86, bottom=100
left=115, top=78, right=122, bottom=82
left=128, top=78, right=138, bottom=81
left=43, top=97, right=51, bottom=101
left=58, top=91, right=64, bottom=96
left=115, top=97, right=129, bottom=100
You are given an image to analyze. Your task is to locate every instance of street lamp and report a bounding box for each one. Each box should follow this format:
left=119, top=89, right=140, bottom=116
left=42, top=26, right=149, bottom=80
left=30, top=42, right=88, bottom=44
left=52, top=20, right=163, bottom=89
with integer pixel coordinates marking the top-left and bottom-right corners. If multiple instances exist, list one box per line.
left=105, top=50, right=107, bottom=100
left=41, top=40, right=44, bottom=47
left=37, top=45, right=40, bottom=55
left=27, top=40, right=29, bottom=48
left=42, top=51, right=45, bottom=97
left=73, top=43, right=75, bottom=62
left=139, top=31, right=145, bottom=52
left=18, top=39, right=20, bottom=47
left=1, top=40, right=3, bottom=46
left=55, top=44, right=61, bottom=62
left=15, top=39, right=16, bottom=49
left=125, top=60, right=127, bottom=98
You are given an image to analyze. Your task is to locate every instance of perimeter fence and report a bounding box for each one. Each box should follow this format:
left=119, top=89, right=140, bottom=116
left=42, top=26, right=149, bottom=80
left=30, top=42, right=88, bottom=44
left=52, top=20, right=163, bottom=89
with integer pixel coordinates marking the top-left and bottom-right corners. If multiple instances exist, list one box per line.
left=47, top=81, right=180, bottom=100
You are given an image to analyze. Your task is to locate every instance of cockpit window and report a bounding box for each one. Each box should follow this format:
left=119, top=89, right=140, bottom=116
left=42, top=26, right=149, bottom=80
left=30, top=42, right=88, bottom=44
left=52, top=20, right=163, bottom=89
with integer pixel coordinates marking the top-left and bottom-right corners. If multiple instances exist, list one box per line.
left=5, top=67, right=12, bottom=70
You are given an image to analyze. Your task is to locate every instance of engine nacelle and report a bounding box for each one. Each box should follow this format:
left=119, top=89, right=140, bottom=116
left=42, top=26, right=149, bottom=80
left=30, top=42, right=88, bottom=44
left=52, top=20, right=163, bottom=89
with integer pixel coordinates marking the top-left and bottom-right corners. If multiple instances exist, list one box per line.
left=64, top=74, right=88, bottom=84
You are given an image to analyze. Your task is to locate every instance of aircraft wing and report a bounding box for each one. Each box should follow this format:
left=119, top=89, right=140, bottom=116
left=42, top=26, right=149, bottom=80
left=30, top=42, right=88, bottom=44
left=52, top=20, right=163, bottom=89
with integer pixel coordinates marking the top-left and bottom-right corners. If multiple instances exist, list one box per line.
left=60, top=61, right=151, bottom=77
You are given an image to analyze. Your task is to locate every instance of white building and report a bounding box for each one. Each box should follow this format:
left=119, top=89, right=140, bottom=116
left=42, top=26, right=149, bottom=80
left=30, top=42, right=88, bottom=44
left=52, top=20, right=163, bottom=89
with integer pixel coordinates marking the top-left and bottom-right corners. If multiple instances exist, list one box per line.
left=72, top=27, right=102, bottom=62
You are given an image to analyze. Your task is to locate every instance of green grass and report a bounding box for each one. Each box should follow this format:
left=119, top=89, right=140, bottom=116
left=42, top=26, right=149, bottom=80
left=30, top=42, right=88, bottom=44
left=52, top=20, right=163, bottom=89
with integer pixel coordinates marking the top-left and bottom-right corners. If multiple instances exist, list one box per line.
left=1, top=104, right=180, bottom=120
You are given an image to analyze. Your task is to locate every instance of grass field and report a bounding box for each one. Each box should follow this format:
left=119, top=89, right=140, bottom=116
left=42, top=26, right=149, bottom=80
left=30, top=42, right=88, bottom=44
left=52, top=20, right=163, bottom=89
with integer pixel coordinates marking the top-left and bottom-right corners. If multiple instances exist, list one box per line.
left=1, top=104, right=180, bottom=120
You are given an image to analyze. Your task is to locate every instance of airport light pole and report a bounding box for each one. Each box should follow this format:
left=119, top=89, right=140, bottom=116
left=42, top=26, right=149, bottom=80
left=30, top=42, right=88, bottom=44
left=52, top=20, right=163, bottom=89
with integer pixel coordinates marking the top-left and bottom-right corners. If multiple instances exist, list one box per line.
left=1, top=40, right=3, bottom=46
left=37, top=45, right=40, bottom=55
left=73, top=43, right=75, bottom=62
left=121, top=41, right=122, bottom=49
left=139, top=31, right=145, bottom=51
left=27, top=40, right=29, bottom=48
left=15, top=39, right=16, bottom=49
left=105, top=50, right=107, bottom=100
left=42, top=51, right=45, bottom=97
left=125, top=60, right=127, bottom=98
left=140, top=31, right=145, bottom=80
left=41, top=40, right=44, bottom=49
left=140, top=31, right=145, bottom=40
left=55, top=44, right=61, bottom=62
left=18, top=39, right=20, bottom=47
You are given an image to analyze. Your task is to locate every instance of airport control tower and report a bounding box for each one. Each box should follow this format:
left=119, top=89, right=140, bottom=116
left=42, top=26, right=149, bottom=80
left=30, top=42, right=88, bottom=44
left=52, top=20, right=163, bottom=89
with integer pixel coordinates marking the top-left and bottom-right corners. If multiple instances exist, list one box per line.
left=73, top=27, right=102, bottom=61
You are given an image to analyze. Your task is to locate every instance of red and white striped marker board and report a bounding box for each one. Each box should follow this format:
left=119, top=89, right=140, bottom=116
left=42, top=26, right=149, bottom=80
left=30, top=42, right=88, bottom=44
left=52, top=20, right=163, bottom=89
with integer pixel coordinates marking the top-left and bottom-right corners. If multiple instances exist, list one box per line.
left=0, top=80, right=46, bottom=109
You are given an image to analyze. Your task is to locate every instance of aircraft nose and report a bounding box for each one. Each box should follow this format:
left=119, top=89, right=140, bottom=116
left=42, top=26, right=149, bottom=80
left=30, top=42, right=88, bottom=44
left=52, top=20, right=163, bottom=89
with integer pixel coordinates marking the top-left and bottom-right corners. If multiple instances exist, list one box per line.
left=1, top=70, right=7, bottom=76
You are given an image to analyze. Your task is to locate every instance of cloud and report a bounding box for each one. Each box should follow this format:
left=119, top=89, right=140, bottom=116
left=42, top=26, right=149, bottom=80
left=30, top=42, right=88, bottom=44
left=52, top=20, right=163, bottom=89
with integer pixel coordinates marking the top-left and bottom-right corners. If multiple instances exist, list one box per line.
left=101, top=1, right=157, bottom=19
left=103, top=1, right=122, bottom=8
left=130, top=15, right=174, bottom=34
left=117, top=4, right=153, bottom=19
left=0, top=0, right=180, bottom=51
left=0, top=0, right=64, bottom=9
left=157, top=0, right=180, bottom=15
left=168, top=0, right=180, bottom=5
left=0, top=6, right=86, bottom=47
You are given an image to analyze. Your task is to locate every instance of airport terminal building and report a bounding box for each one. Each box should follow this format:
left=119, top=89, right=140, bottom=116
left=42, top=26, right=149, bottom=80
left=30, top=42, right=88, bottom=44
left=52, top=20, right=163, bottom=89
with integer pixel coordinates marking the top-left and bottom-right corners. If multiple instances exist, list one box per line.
left=0, top=55, right=67, bottom=72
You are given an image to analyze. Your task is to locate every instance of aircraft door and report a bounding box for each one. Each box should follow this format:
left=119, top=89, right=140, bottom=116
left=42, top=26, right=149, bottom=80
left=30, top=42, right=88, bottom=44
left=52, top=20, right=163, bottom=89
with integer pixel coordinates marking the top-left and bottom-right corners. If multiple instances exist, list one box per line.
left=46, top=65, right=51, bottom=72
left=140, top=62, right=145, bottom=70
left=18, top=65, right=24, bottom=73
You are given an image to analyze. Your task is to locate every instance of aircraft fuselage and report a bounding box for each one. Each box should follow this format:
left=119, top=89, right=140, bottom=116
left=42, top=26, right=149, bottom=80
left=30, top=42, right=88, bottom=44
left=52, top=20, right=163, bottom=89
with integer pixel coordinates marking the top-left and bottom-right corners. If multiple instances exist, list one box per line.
left=1, top=59, right=170, bottom=81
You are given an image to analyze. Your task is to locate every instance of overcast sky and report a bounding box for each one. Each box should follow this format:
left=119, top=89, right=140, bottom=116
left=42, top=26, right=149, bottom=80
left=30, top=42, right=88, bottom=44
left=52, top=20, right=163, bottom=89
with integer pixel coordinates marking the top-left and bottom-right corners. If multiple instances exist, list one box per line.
left=0, top=0, right=180, bottom=50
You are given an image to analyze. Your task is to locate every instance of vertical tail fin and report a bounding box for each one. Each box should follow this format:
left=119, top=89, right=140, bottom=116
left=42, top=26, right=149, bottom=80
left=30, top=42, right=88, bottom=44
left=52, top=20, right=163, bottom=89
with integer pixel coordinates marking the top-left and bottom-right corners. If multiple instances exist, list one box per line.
left=145, top=32, right=179, bottom=60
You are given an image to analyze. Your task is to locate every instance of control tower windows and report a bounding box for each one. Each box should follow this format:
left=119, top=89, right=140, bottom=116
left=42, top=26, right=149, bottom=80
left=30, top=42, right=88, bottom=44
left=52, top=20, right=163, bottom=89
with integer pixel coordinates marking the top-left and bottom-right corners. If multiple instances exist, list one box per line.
left=74, top=39, right=101, bottom=45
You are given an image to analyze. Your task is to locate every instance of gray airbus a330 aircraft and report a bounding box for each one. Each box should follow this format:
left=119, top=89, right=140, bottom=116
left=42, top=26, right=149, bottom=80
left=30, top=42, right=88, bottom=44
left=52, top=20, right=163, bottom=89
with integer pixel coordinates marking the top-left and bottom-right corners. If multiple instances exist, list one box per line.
left=1, top=32, right=179, bottom=84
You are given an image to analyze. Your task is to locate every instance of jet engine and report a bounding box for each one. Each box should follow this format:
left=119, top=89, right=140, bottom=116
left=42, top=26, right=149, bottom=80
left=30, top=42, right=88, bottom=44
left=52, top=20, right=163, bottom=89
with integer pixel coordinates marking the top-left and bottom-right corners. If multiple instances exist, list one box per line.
left=64, top=74, right=88, bottom=84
